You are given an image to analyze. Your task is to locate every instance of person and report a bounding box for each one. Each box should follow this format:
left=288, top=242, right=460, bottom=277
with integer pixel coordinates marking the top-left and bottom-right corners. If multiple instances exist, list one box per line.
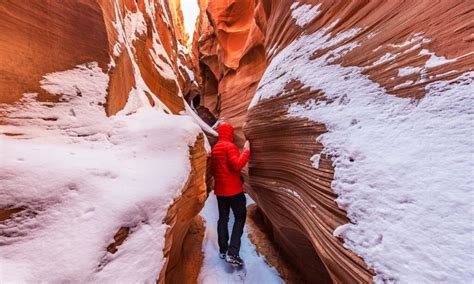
left=210, top=122, right=250, bottom=266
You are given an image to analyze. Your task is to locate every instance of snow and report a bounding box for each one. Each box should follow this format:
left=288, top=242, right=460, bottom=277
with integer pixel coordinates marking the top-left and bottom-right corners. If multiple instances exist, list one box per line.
left=0, top=1, right=220, bottom=282
left=249, top=21, right=474, bottom=283
left=113, top=0, right=178, bottom=87
left=393, top=80, right=414, bottom=90
left=367, top=32, right=377, bottom=39
left=178, top=46, right=195, bottom=82
left=180, top=62, right=195, bottom=81
left=198, top=193, right=284, bottom=284
left=420, top=49, right=457, bottom=68
left=397, top=66, right=422, bottom=77
left=290, top=2, right=321, bottom=28
left=267, top=44, right=279, bottom=58
left=285, top=189, right=302, bottom=200
left=0, top=62, right=202, bottom=282
left=123, top=8, right=147, bottom=41
left=389, top=33, right=427, bottom=48
left=370, top=33, right=431, bottom=69
left=420, top=49, right=474, bottom=69
left=310, top=154, right=321, bottom=168
left=150, top=37, right=177, bottom=81
left=249, top=21, right=353, bottom=108
left=112, top=0, right=216, bottom=137
left=158, top=0, right=172, bottom=27
left=289, top=73, right=474, bottom=283
left=370, top=52, right=398, bottom=67
left=182, top=101, right=218, bottom=138
left=112, top=2, right=174, bottom=114
left=112, top=42, right=122, bottom=57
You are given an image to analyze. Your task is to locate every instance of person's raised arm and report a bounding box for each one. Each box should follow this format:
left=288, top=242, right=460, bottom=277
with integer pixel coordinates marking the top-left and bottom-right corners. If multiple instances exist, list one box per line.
left=227, top=141, right=250, bottom=171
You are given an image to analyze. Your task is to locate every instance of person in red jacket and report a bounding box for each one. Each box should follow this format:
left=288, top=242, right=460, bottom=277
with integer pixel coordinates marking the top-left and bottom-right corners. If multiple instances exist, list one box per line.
left=210, top=122, right=250, bottom=266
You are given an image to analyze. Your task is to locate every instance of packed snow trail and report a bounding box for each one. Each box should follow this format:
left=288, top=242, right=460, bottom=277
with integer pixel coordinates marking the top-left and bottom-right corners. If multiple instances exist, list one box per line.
left=198, top=193, right=283, bottom=284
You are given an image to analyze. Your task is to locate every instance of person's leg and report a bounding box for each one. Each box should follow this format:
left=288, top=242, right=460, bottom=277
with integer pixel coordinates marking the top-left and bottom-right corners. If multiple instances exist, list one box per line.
left=227, top=192, right=247, bottom=256
left=216, top=195, right=230, bottom=254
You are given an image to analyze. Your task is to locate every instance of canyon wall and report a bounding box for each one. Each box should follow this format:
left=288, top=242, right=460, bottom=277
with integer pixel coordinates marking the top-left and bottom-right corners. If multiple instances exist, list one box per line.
left=195, top=0, right=474, bottom=283
left=0, top=0, right=207, bottom=282
left=0, top=0, right=196, bottom=115
left=160, top=134, right=207, bottom=284
left=194, top=0, right=267, bottom=145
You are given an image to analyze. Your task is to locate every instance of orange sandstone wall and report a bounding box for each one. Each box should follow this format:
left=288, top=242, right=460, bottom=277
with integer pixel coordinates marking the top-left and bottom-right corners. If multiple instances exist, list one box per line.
left=194, top=0, right=267, bottom=145
left=195, top=0, right=474, bottom=283
left=0, top=0, right=207, bottom=282
left=97, top=0, right=190, bottom=114
left=159, top=134, right=207, bottom=284
left=0, top=0, right=195, bottom=115
left=0, top=0, right=109, bottom=104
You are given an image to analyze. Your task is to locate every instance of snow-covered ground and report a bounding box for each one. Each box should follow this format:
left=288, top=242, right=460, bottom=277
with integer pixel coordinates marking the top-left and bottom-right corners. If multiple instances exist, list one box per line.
left=250, top=16, right=474, bottom=284
left=0, top=63, right=203, bottom=282
left=198, top=193, right=283, bottom=284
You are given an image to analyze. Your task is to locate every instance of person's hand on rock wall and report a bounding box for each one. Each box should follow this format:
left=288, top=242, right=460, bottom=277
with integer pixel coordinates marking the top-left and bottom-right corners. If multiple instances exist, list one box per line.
left=243, top=140, right=250, bottom=152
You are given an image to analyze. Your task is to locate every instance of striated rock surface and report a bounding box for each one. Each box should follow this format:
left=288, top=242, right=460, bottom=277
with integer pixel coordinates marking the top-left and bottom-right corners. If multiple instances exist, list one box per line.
left=196, top=0, right=474, bottom=283
left=0, top=0, right=196, bottom=115
left=0, top=0, right=109, bottom=104
left=246, top=88, right=364, bottom=283
left=194, top=0, right=267, bottom=145
left=0, top=0, right=210, bottom=282
left=246, top=204, right=306, bottom=284
left=159, top=134, right=207, bottom=284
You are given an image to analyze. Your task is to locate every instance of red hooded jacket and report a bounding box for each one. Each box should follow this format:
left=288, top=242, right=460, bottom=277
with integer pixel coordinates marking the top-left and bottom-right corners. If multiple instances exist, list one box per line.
left=211, top=123, right=250, bottom=196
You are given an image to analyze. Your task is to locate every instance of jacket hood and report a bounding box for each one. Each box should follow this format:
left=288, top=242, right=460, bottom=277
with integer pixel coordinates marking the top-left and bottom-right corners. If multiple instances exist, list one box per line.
left=217, top=123, right=234, bottom=142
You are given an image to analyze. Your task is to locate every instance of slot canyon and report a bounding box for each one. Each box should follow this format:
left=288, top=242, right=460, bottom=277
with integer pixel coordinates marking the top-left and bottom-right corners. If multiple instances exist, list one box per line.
left=0, top=0, right=473, bottom=283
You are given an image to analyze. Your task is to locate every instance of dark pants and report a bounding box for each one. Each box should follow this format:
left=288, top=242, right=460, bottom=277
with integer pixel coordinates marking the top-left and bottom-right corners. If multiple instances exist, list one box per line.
left=216, top=192, right=247, bottom=256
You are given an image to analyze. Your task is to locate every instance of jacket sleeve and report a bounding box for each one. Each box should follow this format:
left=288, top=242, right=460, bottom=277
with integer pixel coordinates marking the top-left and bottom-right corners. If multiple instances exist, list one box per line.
left=227, top=144, right=250, bottom=171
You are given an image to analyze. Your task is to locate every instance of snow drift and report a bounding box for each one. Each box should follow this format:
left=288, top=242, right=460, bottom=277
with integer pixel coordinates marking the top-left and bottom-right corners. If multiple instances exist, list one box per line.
left=0, top=62, right=203, bottom=282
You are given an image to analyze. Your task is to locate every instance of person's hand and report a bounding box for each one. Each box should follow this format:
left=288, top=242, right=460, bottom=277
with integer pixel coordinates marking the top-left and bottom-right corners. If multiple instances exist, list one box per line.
left=243, top=140, right=250, bottom=151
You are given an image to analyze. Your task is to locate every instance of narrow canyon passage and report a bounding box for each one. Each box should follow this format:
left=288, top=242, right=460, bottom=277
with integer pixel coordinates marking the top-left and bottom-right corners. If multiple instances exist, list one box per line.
left=198, top=193, right=283, bottom=283
left=1, top=0, right=473, bottom=283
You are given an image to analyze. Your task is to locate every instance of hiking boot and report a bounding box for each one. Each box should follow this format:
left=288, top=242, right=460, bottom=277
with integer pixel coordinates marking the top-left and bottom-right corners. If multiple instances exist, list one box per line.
left=225, top=254, right=244, bottom=266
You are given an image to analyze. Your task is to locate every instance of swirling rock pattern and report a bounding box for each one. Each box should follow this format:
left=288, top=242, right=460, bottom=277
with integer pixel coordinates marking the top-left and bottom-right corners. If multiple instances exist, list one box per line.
left=196, top=0, right=474, bottom=283
left=194, top=0, right=267, bottom=145
left=245, top=87, right=371, bottom=283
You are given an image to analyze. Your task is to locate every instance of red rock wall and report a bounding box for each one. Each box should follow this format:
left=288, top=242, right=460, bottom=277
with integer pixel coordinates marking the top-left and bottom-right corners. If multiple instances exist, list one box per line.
left=98, top=0, right=191, bottom=114
left=0, top=0, right=207, bottom=282
left=159, top=134, right=207, bottom=284
left=0, top=0, right=194, bottom=115
left=196, top=0, right=474, bottom=283
left=194, top=0, right=267, bottom=145
left=0, top=0, right=109, bottom=104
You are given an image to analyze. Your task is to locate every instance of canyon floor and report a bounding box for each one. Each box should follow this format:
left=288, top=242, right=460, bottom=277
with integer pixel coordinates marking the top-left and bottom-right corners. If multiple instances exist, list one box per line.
left=198, top=194, right=284, bottom=284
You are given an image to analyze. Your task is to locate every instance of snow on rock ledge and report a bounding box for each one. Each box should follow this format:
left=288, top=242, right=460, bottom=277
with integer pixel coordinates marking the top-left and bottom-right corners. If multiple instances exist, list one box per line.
left=0, top=0, right=200, bottom=117
left=0, top=0, right=210, bottom=282
left=0, top=62, right=205, bottom=282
